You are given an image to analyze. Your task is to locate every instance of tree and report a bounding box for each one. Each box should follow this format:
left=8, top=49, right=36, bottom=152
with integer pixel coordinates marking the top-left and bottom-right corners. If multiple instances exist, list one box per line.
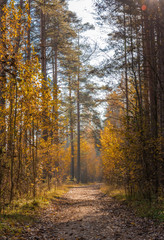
left=95, top=0, right=164, bottom=200
left=0, top=0, right=7, bottom=212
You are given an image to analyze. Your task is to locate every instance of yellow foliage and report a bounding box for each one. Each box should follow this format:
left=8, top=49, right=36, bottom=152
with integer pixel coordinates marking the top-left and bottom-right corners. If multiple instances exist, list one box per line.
left=76, top=137, right=102, bottom=182
left=100, top=121, right=123, bottom=182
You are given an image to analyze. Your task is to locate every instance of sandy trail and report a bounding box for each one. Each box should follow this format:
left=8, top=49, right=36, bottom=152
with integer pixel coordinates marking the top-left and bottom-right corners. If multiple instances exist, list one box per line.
left=22, top=184, right=164, bottom=240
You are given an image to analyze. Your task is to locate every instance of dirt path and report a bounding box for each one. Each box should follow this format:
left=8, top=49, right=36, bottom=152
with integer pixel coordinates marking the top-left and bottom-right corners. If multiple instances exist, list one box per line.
left=22, top=184, right=164, bottom=240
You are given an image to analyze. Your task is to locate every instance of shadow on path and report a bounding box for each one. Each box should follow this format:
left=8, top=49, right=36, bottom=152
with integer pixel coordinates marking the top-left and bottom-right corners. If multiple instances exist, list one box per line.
left=20, top=184, right=164, bottom=240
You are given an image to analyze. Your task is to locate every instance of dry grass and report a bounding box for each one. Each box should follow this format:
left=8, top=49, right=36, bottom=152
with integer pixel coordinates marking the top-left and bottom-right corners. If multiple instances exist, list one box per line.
left=101, top=184, right=126, bottom=200
left=0, top=183, right=74, bottom=238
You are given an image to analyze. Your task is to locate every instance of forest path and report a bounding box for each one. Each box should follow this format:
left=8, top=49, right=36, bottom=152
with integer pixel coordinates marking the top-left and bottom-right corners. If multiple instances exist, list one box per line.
left=22, top=184, right=163, bottom=240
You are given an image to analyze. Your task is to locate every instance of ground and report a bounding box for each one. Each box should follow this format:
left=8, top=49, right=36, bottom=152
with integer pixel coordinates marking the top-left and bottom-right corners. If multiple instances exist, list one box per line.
left=2, top=184, right=164, bottom=240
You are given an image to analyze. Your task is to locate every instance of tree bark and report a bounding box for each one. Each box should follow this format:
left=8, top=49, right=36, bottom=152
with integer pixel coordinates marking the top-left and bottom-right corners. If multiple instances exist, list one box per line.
left=0, top=0, right=7, bottom=210
left=69, top=77, right=74, bottom=180
left=41, top=0, right=48, bottom=141
left=77, top=31, right=81, bottom=183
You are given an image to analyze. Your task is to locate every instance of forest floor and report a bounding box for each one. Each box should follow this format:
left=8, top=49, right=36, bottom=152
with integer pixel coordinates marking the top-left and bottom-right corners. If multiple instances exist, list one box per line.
left=1, top=184, right=164, bottom=240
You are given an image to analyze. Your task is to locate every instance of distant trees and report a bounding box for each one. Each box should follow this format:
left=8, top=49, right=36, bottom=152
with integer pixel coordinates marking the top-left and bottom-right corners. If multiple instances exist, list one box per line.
left=96, top=0, right=164, bottom=200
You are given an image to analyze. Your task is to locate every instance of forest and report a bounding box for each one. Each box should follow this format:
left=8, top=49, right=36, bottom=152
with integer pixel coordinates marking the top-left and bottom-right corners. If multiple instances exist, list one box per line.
left=97, top=0, right=164, bottom=201
left=0, top=0, right=103, bottom=210
left=0, top=0, right=164, bottom=231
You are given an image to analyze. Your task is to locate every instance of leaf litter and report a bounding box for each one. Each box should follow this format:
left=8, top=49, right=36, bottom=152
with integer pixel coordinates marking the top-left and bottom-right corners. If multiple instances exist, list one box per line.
left=1, top=184, right=164, bottom=240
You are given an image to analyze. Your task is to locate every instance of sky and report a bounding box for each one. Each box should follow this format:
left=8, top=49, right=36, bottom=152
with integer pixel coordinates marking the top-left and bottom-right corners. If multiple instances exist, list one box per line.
left=68, top=0, right=95, bottom=24
left=68, top=0, right=109, bottom=64
left=68, top=0, right=115, bottom=83
left=68, top=0, right=112, bottom=118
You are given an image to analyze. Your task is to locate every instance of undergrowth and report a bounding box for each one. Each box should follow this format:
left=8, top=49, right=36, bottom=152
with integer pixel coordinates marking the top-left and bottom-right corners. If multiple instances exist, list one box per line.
left=129, top=198, right=164, bottom=222
left=101, top=184, right=164, bottom=222
left=101, top=184, right=126, bottom=200
left=0, top=183, right=73, bottom=238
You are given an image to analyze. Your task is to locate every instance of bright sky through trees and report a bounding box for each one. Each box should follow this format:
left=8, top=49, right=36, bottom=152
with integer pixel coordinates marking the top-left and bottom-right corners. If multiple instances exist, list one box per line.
left=68, top=0, right=109, bottom=65
left=68, top=0, right=95, bottom=24
left=68, top=0, right=114, bottom=119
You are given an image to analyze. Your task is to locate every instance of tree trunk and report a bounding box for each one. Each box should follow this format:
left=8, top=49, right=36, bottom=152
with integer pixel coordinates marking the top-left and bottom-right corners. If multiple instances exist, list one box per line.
left=69, top=77, right=74, bottom=180
left=0, top=0, right=7, bottom=211
left=77, top=31, right=81, bottom=183
left=41, top=0, right=48, bottom=141
left=27, top=0, right=31, bottom=60
left=53, top=45, right=58, bottom=144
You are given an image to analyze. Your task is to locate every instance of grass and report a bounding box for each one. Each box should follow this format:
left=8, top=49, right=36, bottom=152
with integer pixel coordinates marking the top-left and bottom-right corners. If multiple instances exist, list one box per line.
left=0, top=183, right=73, bottom=238
left=0, top=202, right=37, bottom=238
left=101, top=184, right=164, bottom=222
left=101, top=184, right=126, bottom=200
left=129, top=198, right=164, bottom=222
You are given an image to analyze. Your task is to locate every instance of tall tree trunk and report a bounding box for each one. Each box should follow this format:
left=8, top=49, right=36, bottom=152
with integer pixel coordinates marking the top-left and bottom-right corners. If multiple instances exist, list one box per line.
left=41, top=1, right=46, bottom=82
left=53, top=45, right=58, bottom=144
left=16, top=102, right=23, bottom=192
left=41, top=0, right=48, bottom=141
left=9, top=78, right=18, bottom=203
left=142, top=1, right=159, bottom=197
left=52, top=45, right=59, bottom=184
left=123, top=5, right=129, bottom=125
left=0, top=0, right=7, bottom=211
left=27, top=0, right=31, bottom=60
left=69, top=77, right=74, bottom=180
left=123, top=4, right=130, bottom=194
left=32, top=118, right=36, bottom=198
left=156, top=0, right=164, bottom=191
left=77, top=31, right=81, bottom=183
